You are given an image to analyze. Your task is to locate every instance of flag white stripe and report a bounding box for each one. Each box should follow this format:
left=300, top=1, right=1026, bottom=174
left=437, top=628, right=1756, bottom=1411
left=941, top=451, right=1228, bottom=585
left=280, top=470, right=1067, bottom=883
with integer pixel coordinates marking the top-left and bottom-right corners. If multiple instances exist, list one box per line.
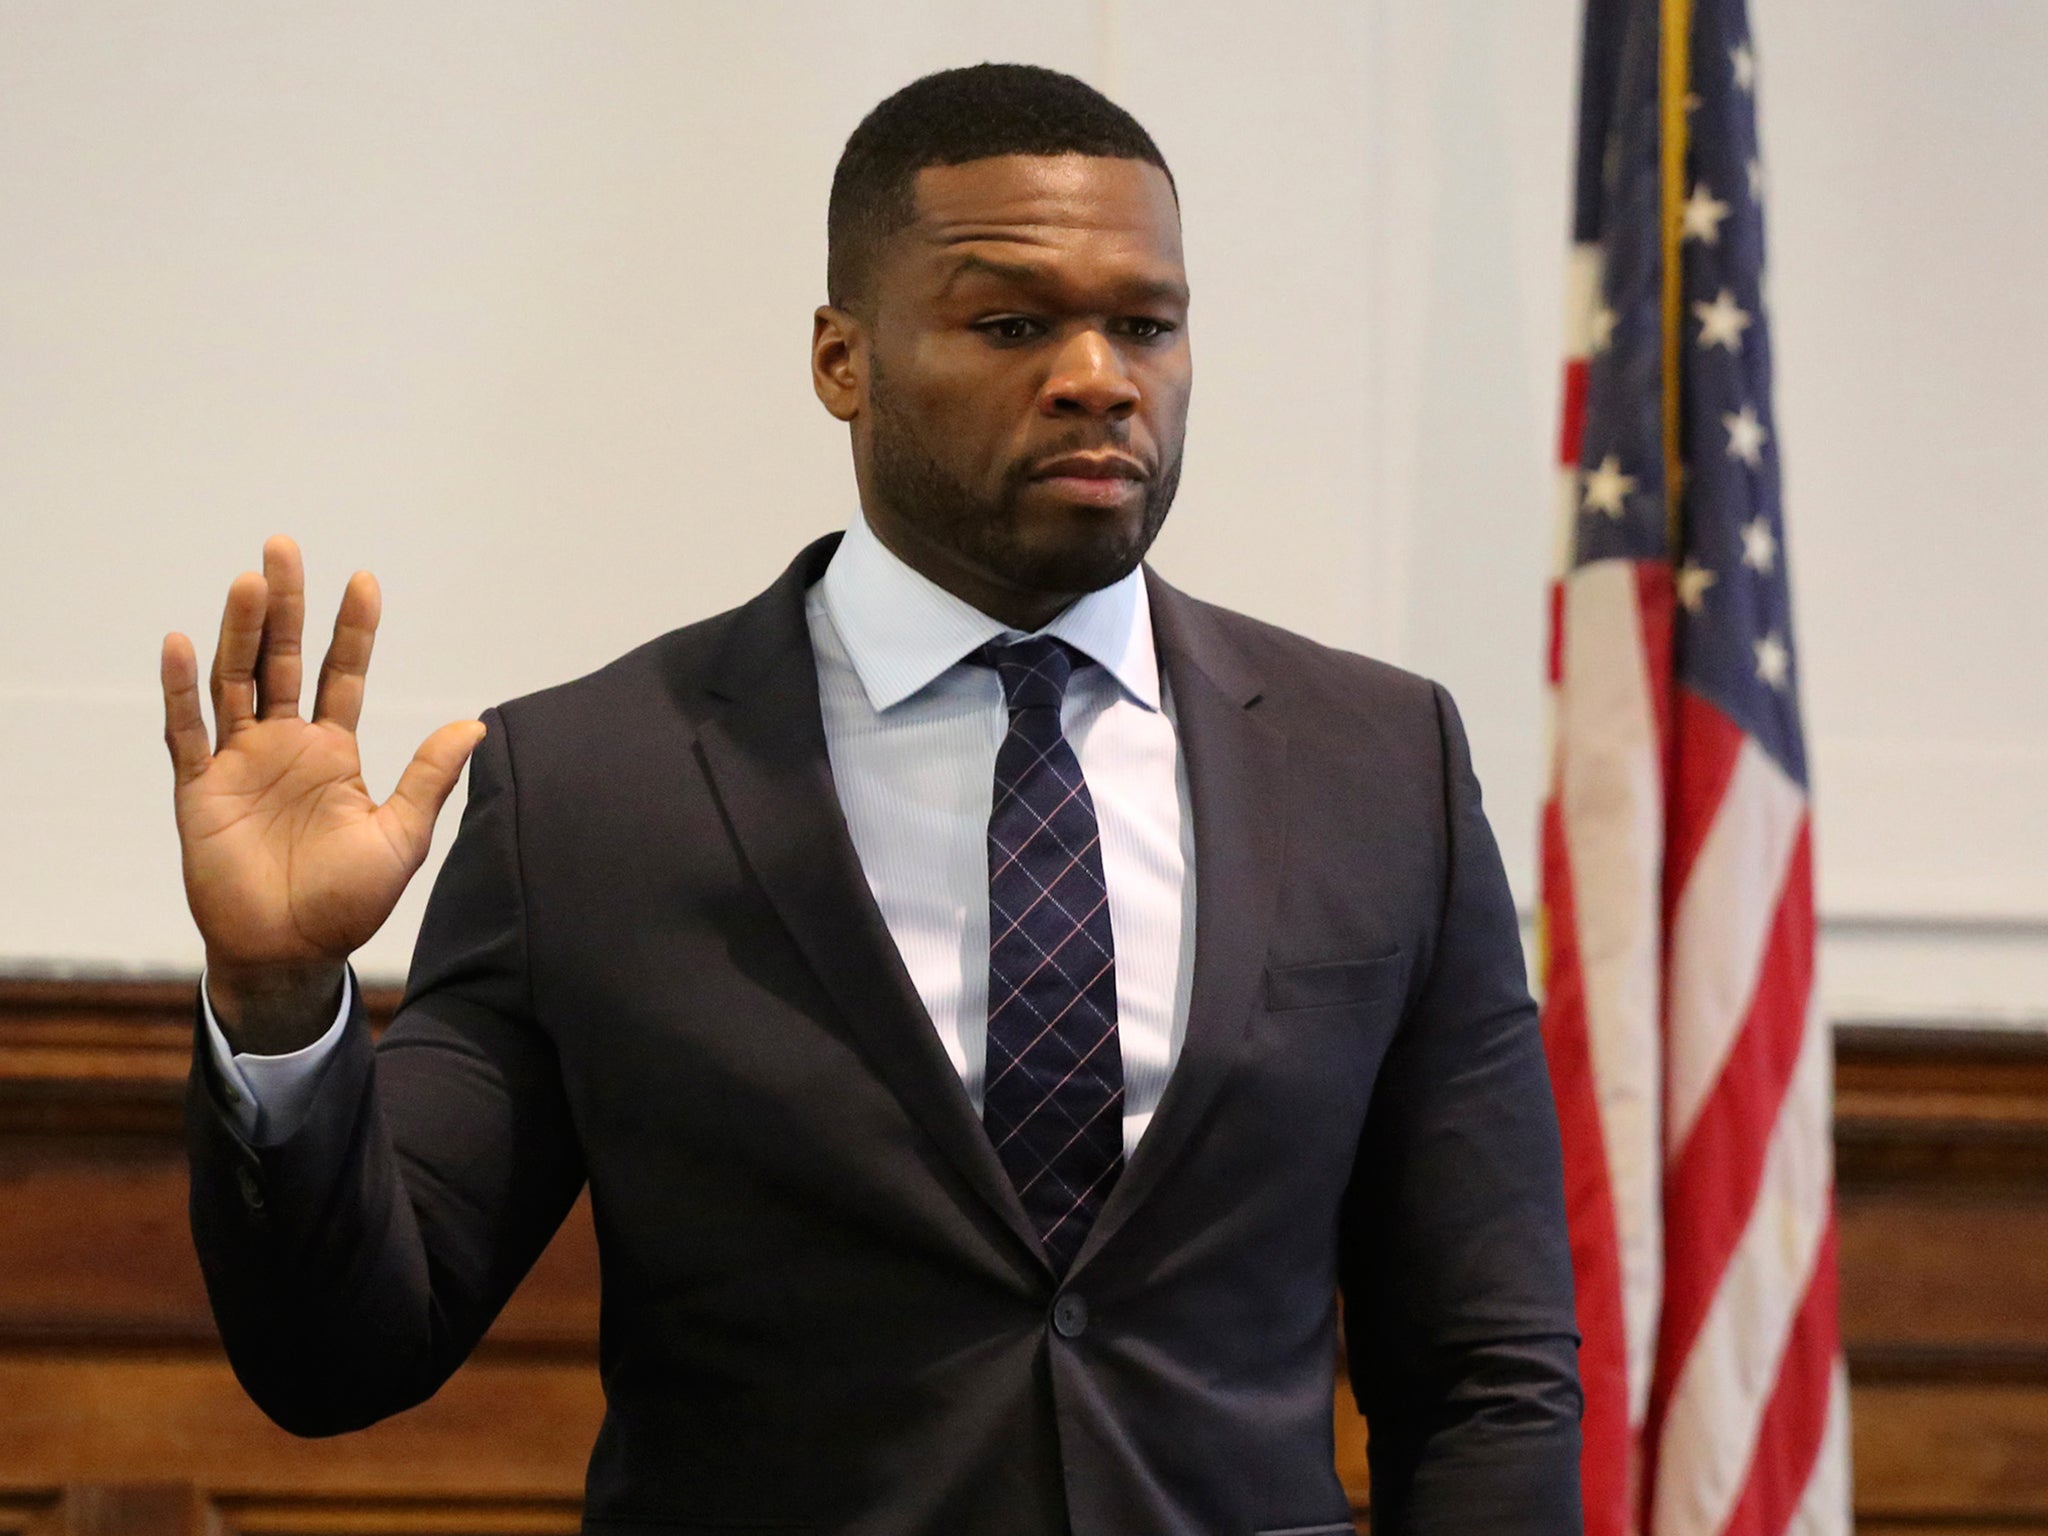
left=1652, top=986, right=1832, bottom=1536
left=1560, top=559, right=1666, bottom=1428
left=1786, top=1358, right=1854, bottom=1536
left=1564, top=243, right=1605, bottom=358
left=1665, top=740, right=1808, bottom=1154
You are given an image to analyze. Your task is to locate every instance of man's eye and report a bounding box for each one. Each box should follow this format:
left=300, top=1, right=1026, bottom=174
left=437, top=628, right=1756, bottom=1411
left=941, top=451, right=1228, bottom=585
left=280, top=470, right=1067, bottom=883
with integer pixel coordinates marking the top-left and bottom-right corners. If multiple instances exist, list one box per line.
left=977, top=317, right=1044, bottom=343
left=1121, top=317, right=1176, bottom=342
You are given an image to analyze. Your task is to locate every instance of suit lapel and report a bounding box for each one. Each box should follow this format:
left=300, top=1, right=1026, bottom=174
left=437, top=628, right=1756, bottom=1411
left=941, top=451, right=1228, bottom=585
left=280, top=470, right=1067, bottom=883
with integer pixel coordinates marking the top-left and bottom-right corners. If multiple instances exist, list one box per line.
left=688, top=544, right=1286, bottom=1281
left=1070, top=571, right=1289, bottom=1274
left=690, top=537, right=1049, bottom=1271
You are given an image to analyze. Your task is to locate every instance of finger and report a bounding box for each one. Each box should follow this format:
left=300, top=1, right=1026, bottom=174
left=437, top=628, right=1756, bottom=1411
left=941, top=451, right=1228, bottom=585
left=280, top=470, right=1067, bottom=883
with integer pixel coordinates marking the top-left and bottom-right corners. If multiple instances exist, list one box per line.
left=378, top=719, right=488, bottom=861
left=257, top=535, right=307, bottom=719
left=161, top=632, right=212, bottom=785
left=209, top=570, right=269, bottom=749
left=311, top=570, right=382, bottom=732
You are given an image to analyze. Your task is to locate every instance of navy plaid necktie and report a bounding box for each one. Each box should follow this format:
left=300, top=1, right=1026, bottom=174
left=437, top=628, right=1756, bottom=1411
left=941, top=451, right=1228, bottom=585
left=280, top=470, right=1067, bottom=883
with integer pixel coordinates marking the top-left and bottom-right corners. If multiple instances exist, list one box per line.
left=978, top=636, right=1124, bottom=1275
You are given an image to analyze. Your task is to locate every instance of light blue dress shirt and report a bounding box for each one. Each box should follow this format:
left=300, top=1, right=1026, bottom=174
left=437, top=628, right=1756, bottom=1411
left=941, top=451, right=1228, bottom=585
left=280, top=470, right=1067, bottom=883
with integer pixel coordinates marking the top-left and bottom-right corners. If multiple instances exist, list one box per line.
left=207, top=514, right=1197, bottom=1156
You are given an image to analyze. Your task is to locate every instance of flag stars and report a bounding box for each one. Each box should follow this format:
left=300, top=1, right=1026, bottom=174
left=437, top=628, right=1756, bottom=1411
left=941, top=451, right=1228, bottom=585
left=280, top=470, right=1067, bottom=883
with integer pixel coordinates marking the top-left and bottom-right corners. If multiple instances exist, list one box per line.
left=1582, top=454, right=1637, bottom=517
left=1683, top=183, right=1732, bottom=245
left=1591, top=302, right=1620, bottom=353
left=1754, top=632, right=1790, bottom=690
left=1677, top=561, right=1718, bottom=613
left=1740, top=516, right=1778, bottom=573
left=1723, top=404, right=1769, bottom=466
left=1694, top=288, right=1754, bottom=352
left=1731, top=42, right=1757, bottom=93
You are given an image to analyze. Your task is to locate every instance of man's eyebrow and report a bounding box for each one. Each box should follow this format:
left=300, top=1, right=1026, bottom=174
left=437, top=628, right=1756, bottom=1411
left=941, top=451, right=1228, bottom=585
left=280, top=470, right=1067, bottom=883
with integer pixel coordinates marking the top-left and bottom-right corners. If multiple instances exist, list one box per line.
left=936, top=252, right=1189, bottom=307
left=937, top=254, right=1048, bottom=294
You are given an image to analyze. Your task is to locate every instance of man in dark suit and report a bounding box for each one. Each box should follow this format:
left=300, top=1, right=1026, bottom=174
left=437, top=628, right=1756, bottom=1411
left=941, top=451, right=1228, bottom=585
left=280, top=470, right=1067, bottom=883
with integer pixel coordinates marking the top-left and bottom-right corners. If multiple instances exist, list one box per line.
left=162, top=64, right=1582, bottom=1536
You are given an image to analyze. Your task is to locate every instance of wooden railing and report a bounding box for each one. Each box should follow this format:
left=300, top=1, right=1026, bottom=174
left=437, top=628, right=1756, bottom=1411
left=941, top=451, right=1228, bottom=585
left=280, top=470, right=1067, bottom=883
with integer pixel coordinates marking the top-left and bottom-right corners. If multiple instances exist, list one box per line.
left=2, top=979, right=2043, bottom=1534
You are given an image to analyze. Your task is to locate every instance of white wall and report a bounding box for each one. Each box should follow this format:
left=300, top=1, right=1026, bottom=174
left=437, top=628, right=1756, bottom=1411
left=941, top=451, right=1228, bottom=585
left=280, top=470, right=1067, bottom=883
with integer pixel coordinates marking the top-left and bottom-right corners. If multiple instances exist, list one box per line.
left=2, top=1, right=2043, bottom=1025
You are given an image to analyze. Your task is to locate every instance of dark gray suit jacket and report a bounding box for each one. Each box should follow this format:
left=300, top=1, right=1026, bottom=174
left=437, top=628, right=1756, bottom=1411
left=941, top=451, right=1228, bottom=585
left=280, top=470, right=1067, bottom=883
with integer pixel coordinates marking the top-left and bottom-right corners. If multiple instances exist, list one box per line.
left=188, top=535, right=1582, bottom=1536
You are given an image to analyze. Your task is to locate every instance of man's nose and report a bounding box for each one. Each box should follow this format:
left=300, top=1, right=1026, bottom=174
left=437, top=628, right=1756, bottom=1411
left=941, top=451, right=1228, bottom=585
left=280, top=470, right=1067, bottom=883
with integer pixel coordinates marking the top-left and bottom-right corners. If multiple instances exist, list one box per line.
left=1039, top=329, right=1140, bottom=419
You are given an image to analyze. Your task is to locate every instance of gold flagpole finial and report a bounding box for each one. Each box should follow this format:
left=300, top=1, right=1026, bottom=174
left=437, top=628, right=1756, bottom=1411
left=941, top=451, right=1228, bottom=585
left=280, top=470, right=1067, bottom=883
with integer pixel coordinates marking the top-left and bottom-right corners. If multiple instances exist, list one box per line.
left=1660, top=0, right=1694, bottom=562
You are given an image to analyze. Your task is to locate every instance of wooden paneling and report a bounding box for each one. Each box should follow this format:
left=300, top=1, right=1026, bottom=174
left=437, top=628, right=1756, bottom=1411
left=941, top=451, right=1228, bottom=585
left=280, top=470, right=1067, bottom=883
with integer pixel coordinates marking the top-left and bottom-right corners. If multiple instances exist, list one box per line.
left=0, top=1490, right=581, bottom=1536
left=1828, top=1027, right=2048, bottom=1536
left=1838, top=1189, right=2048, bottom=1370
left=210, top=1494, right=583, bottom=1534
left=53, top=1485, right=196, bottom=1536
left=0, top=980, right=201, bottom=1139
left=1837, top=1024, right=2048, bottom=1187
left=1853, top=1381, right=2048, bottom=1523
left=0, top=1147, right=599, bottom=1352
left=1333, top=1381, right=1372, bottom=1528
left=5, top=979, right=2048, bottom=1531
left=0, top=979, right=595, bottom=1533
left=0, top=1495, right=62, bottom=1536
left=212, top=1507, right=581, bottom=1536
left=0, top=1355, right=600, bottom=1493
left=0, top=980, right=599, bottom=1354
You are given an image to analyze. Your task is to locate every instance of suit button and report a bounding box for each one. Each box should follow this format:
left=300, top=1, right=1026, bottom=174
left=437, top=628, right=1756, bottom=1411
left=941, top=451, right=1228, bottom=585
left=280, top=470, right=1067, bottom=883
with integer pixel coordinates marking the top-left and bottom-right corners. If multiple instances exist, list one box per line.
left=236, top=1165, right=266, bottom=1212
left=1052, top=1293, right=1088, bottom=1339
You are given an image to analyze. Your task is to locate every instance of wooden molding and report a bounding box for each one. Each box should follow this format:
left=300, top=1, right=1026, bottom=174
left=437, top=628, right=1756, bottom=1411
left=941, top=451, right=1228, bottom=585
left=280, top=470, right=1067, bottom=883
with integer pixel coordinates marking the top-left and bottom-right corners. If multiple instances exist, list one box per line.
left=0, top=1354, right=601, bottom=1503
left=210, top=1493, right=584, bottom=1534
left=0, top=977, right=402, bottom=1137
left=8, top=976, right=2045, bottom=1146
left=0, top=1494, right=62, bottom=1536
left=1835, top=1023, right=2048, bottom=1185
left=0, top=1488, right=583, bottom=1536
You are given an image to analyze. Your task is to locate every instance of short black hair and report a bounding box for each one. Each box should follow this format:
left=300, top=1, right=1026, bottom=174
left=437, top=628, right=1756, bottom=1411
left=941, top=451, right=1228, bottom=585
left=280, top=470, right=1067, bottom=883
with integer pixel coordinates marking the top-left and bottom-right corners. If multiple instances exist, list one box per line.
left=827, top=63, right=1174, bottom=312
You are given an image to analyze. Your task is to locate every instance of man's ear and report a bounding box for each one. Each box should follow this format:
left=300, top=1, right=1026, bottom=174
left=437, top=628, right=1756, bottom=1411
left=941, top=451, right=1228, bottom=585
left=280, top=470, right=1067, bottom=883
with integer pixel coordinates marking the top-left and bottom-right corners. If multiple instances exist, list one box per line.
left=812, top=306, right=865, bottom=422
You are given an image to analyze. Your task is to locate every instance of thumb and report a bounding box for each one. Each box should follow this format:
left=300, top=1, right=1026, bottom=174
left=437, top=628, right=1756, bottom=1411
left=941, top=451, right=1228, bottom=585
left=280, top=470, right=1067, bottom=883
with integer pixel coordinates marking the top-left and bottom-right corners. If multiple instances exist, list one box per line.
left=380, top=719, right=488, bottom=858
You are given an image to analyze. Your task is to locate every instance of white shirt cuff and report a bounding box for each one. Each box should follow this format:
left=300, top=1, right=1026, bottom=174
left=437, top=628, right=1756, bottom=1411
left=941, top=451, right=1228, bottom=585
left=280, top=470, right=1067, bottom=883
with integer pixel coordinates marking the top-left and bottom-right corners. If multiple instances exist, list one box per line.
left=201, top=967, right=354, bottom=1146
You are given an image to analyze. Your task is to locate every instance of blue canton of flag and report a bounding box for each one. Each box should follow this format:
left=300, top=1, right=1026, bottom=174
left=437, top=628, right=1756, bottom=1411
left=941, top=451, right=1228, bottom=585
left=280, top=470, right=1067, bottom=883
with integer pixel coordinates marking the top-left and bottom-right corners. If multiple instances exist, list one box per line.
left=1674, top=1, right=1805, bottom=786
left=1572, top=0, right=1674, bottom=571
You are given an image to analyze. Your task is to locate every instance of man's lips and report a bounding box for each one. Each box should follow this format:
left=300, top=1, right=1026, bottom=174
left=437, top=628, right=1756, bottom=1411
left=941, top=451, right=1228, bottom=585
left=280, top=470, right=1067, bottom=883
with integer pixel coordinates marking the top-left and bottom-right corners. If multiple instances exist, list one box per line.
left=1027, top=453, right=1149, bottom=505
left=1029, top=451, right=1149, bottom=482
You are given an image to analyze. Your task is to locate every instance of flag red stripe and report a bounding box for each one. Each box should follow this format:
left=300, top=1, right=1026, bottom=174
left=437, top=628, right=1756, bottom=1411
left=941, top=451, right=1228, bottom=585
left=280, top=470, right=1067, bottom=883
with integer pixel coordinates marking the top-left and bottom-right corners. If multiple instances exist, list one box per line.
left=1539, top=796, right=1634, bottom=1536
left=1633, top=563, right=1677, bottom=779
left=1561, top=359, right=1591, bottom=465
left=1663, top=689, right=1749, bottom=918
left=1721, top=1214, right=1843, bottom=1536
left=1548, top=581, right=1566, bottom=686
left=1650, top=820, right=1816, bottom=1415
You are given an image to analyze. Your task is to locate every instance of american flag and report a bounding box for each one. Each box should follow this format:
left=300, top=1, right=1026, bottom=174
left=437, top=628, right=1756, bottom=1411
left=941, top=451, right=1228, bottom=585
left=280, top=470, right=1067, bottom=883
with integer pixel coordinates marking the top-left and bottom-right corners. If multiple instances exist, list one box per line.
left=1539, top=4, right=1853, bottom=1536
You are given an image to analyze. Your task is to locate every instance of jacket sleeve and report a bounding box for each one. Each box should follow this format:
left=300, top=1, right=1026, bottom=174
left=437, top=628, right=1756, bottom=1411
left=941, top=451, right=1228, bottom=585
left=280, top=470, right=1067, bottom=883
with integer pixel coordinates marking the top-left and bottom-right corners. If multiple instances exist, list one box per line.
left=1337, top=683, right=1584, bottom=1536
left=186, top=706, right=587, bottom=1436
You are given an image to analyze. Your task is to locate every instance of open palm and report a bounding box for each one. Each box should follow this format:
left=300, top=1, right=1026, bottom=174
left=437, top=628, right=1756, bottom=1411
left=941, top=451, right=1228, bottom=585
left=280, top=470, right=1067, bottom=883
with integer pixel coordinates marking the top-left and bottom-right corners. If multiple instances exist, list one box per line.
left=162, top=537, right=483, bottom=1011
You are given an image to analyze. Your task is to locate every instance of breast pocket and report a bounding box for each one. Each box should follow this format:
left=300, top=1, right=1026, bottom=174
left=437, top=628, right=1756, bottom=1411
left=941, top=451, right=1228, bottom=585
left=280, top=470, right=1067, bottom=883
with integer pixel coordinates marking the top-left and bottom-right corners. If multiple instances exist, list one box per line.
left=1262, top=951, right=1406, bottom=1013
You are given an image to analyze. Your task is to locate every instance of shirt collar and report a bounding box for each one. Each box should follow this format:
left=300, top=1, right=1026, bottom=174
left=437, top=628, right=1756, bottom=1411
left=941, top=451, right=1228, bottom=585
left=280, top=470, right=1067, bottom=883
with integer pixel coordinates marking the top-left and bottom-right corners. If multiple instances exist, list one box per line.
left=818, top=512, right=1161, bottom=714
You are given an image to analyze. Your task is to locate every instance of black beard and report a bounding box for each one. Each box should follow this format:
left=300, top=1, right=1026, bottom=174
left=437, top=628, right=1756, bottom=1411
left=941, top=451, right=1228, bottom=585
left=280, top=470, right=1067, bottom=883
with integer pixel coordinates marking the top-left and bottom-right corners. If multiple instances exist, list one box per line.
left=865, top=372, right=1182, bottom=600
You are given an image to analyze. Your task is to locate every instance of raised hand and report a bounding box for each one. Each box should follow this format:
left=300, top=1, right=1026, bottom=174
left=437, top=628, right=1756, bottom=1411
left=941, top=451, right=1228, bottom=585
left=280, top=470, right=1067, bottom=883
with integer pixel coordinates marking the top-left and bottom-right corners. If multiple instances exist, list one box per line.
left=161, top=537, right=485, bottom=1051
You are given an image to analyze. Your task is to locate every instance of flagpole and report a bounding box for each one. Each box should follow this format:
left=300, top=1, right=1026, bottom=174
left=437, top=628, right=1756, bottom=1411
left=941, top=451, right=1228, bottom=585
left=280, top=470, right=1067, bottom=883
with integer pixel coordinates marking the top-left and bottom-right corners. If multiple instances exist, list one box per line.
left=1660, top=0, right=1692, bottom=561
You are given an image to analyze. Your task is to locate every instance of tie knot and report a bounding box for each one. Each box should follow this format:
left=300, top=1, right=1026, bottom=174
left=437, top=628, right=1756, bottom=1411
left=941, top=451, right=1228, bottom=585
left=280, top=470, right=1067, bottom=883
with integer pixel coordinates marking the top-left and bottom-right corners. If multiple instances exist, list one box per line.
left=978, top=636, right=1083, bottom=715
